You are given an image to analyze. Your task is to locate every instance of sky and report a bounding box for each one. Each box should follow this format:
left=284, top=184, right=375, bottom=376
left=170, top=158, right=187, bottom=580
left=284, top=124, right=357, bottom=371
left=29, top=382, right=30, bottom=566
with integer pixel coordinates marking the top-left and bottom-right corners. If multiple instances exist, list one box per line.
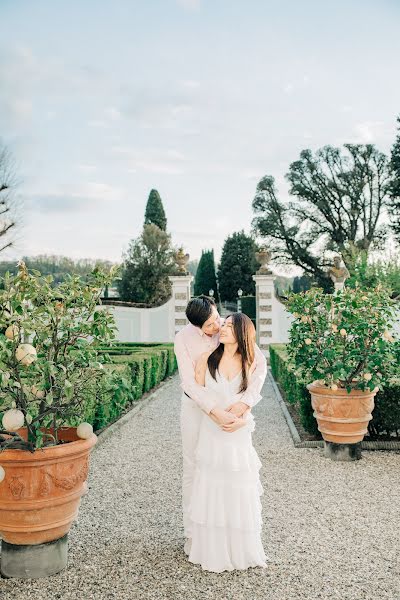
left=0, top=0, right=399, bottom=270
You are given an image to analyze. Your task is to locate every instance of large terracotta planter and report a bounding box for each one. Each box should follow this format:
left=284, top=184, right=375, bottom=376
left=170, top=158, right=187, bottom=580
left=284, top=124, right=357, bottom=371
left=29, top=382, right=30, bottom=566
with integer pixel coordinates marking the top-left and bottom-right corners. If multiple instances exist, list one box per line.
left=307, top=381, right=378, bottom=444
left=0, top=427, right=97, bottom=546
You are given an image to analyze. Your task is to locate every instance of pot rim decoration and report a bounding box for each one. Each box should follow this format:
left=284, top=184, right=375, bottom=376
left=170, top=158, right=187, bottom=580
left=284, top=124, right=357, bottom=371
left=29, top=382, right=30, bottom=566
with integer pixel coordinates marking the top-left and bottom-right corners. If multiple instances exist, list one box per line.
left=306, top=380, right=379, bottom=444
left=0, top=426, right=97, bottom=545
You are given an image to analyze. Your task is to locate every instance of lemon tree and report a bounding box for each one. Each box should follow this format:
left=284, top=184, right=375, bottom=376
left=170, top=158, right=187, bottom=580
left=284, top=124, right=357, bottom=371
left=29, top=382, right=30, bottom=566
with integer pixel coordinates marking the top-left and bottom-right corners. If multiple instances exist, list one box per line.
left=286, top=285, right=398, bottom=393
left=0, top=261, right=118, bottom=451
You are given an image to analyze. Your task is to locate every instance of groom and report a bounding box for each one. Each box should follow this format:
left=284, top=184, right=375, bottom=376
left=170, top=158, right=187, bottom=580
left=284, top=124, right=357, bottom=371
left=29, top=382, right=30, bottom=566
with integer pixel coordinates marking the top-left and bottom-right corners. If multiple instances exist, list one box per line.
left=174, top=295, right=267, bottom=553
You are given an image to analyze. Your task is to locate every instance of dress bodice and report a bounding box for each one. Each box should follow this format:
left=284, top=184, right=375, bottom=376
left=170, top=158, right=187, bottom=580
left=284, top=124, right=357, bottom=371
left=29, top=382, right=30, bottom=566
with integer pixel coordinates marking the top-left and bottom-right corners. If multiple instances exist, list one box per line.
left=205, top=367, right=243, bottom=409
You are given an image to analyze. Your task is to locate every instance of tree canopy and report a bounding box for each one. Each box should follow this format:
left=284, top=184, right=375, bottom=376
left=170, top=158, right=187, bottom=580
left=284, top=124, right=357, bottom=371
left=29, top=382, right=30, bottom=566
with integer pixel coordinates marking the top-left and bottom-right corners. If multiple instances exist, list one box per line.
left=194, top=250, right=218, bottom=300
left=144, top=189, right=167, bottom=231
left=389, top=116, right=400, bottom=242
left=252, top=143, right=391, bottom=288
left=117, top=224, right=174, bottom=304
left=0, top=142, right=18, bottom=253
left=217, top=231, right=258, bottom=301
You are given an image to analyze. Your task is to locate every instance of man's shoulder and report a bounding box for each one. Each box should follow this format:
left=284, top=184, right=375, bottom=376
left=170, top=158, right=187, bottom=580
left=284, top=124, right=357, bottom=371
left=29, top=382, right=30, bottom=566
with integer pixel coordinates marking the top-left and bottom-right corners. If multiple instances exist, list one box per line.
left=174, top=323, right=193, bottom=343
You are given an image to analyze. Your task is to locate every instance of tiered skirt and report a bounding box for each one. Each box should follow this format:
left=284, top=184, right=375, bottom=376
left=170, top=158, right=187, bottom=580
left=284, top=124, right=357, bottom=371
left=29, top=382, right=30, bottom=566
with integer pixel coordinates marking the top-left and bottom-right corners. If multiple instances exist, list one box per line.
left=187, top=418, right=267, bottom=572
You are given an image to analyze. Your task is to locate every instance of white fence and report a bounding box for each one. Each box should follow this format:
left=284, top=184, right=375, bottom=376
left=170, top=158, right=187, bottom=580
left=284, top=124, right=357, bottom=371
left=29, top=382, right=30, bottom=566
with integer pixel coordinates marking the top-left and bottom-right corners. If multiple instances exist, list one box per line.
left=97, top=299, right=175, bottom=343
left=97, top=274, right=400, bottom=349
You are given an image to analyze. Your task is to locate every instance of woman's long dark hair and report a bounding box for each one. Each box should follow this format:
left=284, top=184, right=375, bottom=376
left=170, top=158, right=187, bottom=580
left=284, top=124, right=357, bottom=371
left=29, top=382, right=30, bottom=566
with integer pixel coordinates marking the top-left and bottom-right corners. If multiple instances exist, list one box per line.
left=207, top=313, right=256, bottom=393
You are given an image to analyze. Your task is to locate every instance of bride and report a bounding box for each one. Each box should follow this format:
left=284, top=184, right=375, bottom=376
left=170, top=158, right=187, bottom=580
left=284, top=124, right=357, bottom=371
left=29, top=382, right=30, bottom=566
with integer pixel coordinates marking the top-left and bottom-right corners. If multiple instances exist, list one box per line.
left=186, top=312, right=267, bottom=573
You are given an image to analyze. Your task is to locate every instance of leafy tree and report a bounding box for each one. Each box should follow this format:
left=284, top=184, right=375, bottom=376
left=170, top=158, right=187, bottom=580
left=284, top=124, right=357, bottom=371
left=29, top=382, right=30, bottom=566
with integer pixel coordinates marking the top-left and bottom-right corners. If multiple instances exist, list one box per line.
left=389, top=116, right=400, bottom=241
left=217, top=232, right=258, bottom=301
left=299, top=274, right=311, bottom=292
left=118, top=224, right=174, bottom=304
left=194, top=250, right=218, bottom=300
left=0, top=141, right=18, bottom=253
left=0, top=261, right=117, bottom=450
left=292, top=274, right=312, bottom=293
left=252, top=144, right=391, bottom=289
left=292, top=277, right=301, bottom=293
left=144, top=189, right=167, bottom=231
left=345, top=250, right=400, bottom=298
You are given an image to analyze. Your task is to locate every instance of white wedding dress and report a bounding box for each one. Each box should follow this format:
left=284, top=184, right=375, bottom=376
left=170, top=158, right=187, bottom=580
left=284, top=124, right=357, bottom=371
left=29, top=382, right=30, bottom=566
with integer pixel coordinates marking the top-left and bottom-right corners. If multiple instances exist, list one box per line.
left=187, top=367, right=267, bottom=573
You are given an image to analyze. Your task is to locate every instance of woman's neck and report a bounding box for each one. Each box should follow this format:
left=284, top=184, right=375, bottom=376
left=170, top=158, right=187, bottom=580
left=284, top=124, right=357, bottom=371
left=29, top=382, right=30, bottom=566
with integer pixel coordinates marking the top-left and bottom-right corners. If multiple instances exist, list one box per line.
left=223, top=343, right=238, bottom=358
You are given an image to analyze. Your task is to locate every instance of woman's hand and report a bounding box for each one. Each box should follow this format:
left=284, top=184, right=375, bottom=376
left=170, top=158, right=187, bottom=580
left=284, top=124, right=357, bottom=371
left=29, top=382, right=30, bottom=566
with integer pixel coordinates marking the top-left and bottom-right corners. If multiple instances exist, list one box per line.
left=209, top=407, right=238, bottom=426
left=226, top=400, right=249, bottom=417
left=221, top=407, right=251, bottom=432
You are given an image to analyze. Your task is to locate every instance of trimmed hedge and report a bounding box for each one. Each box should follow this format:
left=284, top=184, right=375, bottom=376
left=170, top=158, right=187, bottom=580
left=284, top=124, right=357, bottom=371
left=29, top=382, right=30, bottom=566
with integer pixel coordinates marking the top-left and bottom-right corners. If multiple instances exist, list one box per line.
left=270, top=343, right=400, bottom=438
left=270, top=344, right=319, bottom=435
left=66, top=343, right=178, bottom=432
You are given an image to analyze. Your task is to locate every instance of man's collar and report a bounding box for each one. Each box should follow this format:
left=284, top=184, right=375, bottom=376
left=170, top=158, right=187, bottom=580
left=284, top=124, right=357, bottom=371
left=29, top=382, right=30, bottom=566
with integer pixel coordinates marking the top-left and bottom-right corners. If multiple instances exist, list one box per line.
left=188, top=322, right=206, bottom=337
left=188, top=322, right=218, bottom=340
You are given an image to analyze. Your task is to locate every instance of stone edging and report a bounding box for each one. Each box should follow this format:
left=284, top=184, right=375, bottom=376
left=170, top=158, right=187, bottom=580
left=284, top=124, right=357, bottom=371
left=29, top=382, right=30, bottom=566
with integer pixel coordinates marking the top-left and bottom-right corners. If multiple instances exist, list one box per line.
left=268, top=371, right=400, bottom=451
left=93, top=376, right=177, bottom=451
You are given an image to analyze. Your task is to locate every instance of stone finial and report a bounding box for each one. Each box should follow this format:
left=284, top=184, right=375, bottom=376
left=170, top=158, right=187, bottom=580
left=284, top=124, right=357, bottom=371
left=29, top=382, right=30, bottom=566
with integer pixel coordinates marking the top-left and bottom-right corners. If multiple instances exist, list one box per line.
left=255, top=246, right=272, bottom=275
left=175, top=247, right=190, bottom=275
left=328, top=255, right=350, bottom=291
left=17, top=259, right=29, bottom=280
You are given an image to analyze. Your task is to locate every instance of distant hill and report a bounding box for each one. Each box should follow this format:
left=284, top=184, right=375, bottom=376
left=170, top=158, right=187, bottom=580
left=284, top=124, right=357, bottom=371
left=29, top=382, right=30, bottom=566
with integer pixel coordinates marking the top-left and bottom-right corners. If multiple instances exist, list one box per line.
left=0, top=255, right=119, bottom=286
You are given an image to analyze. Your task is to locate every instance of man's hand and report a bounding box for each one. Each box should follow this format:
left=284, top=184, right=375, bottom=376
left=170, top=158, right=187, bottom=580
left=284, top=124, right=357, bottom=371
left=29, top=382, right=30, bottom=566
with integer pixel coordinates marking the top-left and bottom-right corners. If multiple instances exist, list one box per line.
left=226, top=401, right=249, bottom=418
left=222, top=408, right=250, bottom=433
left=210, top=407, right=238, bottom=426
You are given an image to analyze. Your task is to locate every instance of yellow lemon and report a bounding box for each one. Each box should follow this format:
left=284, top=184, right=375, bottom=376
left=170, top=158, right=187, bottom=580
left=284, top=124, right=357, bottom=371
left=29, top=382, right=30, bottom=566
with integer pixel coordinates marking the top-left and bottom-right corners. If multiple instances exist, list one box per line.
left=2, top=408, right=25, bottom=431
left=15, top=344, right=37, bottom=366
left=77, top=422, right=93, bottom=439
left=5, top=324, right=19, bottom=340
left=31, top=385, right=45, bottom=399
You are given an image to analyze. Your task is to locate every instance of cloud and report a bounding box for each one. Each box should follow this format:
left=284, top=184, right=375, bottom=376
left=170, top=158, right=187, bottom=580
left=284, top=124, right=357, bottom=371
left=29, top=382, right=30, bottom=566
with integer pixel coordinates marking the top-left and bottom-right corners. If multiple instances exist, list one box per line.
left=110, top=145, right=186, bottom=175
left=176, top=0, right=201, bottom=10
left=283, top=83, right=294, bottom=94
left=78, top=164, right=98, bottom=173
left=104, top=107, right=121, bottom=121
left=24, top=194, right=95, bottom=214
left=24, top=182, right=124, bottom=213
left=0, top=44, right=117, bottom=134
left=352, top=121, right=384, bottom=143
left=88, top=120, right=109, bottom=128
left=181, top=80, right=201, bottom=89
left=71, top=182, right=123, bottom=201
left=241, top=169, right=262, bottom=181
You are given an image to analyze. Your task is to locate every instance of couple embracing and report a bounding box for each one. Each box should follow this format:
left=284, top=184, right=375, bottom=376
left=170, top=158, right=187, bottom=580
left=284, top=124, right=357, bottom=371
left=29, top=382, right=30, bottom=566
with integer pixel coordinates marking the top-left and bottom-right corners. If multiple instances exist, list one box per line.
left=174, top=295, right=268, bottom=573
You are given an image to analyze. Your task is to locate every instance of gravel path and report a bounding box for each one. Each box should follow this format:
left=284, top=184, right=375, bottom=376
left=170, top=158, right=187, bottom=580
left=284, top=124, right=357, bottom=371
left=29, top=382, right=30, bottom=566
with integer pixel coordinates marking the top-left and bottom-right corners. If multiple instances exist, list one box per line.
left=1, top=373, right=400, bottom=600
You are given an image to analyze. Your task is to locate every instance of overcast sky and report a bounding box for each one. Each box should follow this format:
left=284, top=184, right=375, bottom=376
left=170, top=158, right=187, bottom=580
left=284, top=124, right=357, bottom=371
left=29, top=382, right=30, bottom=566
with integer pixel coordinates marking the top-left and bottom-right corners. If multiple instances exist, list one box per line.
left=1, top=0, right=399, bottom=268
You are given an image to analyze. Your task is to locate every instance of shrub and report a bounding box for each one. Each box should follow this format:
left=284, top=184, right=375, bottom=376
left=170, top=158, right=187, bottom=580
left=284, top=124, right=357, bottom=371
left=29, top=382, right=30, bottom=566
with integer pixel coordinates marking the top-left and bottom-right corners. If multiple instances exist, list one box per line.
left=286, top=286, right=398, bottom=393
left=270, top=343, right=400, bottom=438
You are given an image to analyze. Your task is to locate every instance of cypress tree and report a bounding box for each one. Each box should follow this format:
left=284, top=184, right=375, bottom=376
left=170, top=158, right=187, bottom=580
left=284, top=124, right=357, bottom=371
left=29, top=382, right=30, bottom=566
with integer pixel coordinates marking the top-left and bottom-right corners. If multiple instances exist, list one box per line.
left=194, top=250, right=219, bottom=300
left=217, top=232, right=258, bottom=301
left=144, top=189, right=167, bottom=231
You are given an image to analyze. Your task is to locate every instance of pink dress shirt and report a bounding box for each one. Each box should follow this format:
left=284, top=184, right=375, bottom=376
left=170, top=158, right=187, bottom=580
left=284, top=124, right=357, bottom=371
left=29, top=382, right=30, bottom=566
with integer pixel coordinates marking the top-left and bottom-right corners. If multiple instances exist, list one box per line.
left=174, top=322, right=267, bottom=414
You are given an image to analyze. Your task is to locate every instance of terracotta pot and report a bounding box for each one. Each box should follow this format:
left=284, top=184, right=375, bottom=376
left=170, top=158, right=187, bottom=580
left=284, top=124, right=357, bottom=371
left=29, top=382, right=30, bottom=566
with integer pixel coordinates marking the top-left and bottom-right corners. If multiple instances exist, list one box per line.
left=0, top=427, right=97, bottom=545
left=306, top=381, right=378, bottom=444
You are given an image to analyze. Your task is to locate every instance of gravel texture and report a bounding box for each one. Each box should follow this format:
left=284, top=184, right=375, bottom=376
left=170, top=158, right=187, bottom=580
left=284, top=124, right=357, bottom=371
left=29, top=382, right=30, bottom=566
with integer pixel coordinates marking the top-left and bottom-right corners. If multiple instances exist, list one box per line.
left=1, top=373, right=400, bottom=600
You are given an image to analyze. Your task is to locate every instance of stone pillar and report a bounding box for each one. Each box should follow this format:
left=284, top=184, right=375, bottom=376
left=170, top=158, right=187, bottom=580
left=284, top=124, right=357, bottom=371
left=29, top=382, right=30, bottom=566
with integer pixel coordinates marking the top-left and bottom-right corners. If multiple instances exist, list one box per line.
left=333, top=281, right=345, bottom=294
left=169, top=275, right=193, bottom=335
left=252, top=273, right=276, bottom=359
